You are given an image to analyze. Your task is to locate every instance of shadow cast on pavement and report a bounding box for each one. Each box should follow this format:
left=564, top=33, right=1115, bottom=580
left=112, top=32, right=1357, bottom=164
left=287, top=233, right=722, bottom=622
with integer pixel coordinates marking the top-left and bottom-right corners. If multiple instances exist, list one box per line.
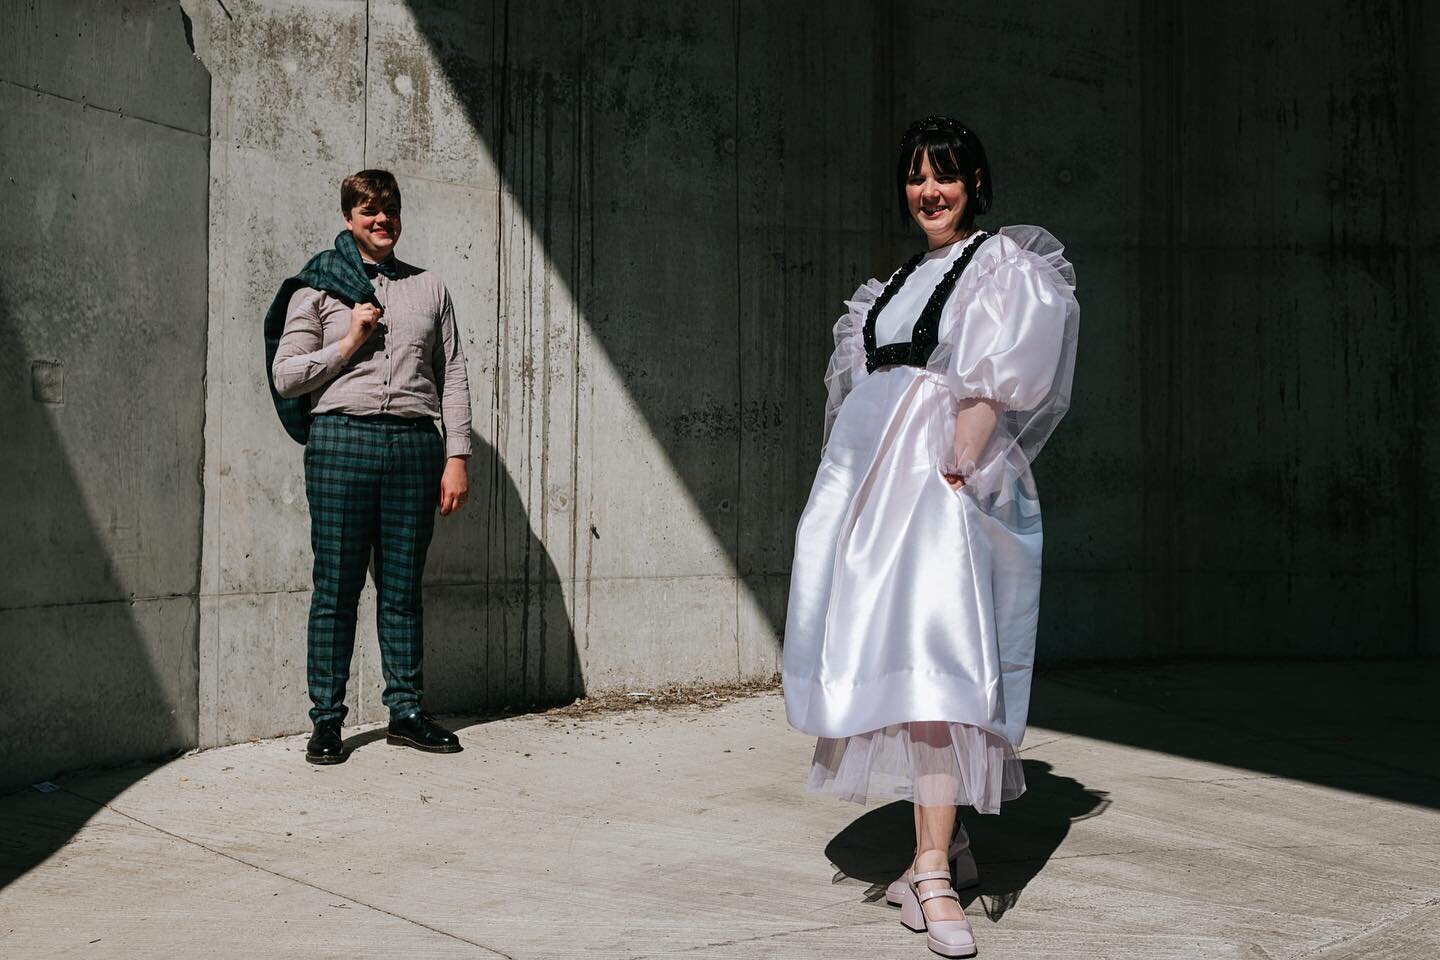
left=1031, top=661, right=1440, bottom=812
left=824, top=760, right=1109, bottom=921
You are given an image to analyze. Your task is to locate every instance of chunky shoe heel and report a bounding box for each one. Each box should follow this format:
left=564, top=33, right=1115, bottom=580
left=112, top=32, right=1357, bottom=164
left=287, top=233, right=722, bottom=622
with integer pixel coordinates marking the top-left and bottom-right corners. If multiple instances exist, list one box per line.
left=894, top=870, right=978, bottom=958
left=897, top=876, right=932, bottom=932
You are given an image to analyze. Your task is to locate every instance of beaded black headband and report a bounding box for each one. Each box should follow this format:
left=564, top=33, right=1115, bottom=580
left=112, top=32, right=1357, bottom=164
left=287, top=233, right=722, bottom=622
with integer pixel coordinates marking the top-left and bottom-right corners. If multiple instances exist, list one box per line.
left=901, top=115, right=972, bottom=144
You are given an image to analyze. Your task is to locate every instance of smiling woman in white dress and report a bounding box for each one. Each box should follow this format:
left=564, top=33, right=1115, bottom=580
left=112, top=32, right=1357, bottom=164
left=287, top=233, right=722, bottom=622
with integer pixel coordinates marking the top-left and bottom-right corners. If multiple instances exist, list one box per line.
left=782, top=116, right=1079, bottom=959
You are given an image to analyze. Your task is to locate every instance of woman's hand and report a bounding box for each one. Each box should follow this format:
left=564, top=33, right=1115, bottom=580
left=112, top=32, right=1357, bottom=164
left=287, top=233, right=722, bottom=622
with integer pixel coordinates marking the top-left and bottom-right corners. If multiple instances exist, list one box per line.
left=439, top=457, right=469, bottom=516
left=947, top=398, right=999, bottom=491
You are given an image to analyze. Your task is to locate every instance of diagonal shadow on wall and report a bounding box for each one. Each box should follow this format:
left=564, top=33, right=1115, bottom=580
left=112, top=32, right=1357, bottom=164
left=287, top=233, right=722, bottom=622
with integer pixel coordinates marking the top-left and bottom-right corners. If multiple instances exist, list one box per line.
left=397, top=0, right=890, bottom=649
left=0, top=293, right=196, bottom=889
left=424, top=429, right=582, bottom=711
left=0, top=0, right=212, bottom=893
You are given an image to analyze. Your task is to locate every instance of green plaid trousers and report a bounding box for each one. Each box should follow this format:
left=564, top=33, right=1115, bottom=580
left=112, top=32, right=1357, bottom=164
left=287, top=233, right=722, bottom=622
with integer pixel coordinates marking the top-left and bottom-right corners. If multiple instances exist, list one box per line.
left=304, top=413, right=444, bottom=723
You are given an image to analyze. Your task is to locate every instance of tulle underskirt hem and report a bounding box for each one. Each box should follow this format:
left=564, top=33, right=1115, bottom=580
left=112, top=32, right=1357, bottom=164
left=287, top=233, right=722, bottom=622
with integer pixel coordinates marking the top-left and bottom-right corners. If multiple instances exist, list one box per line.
left=806, top=721, right=1025, bottom=813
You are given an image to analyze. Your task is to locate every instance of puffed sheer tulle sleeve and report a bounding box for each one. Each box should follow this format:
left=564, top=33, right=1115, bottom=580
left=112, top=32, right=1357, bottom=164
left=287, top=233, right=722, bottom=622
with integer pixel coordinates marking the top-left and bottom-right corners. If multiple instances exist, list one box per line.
left=928, top=225, right=1079, bottom=474
left=822, top=278, right=886, bottom=452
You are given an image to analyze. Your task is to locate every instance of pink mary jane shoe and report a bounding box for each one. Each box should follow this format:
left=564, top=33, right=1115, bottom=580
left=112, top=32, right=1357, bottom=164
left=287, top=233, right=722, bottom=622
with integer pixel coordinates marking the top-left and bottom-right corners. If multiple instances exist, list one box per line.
left=897, top=870, right=977, bottom=958
left=885, top=832, right=979, bottom=907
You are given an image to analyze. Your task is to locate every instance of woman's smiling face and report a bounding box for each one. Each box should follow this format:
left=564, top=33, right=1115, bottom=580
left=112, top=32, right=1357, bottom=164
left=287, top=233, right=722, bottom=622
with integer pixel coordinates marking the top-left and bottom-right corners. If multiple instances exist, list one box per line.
left=906, top=152, right=972, bottom=249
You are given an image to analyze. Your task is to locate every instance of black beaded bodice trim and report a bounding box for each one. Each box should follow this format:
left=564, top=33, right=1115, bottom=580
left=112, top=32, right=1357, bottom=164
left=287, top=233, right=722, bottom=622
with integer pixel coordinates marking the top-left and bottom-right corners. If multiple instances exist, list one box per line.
left=863, top=232, right=991, bottom=373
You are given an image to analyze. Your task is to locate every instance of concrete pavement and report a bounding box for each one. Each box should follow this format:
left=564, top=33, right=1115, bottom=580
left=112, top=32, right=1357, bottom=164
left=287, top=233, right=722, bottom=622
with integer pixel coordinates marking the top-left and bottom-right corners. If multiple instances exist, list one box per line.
left=2, top=662, right=1438, bottom=959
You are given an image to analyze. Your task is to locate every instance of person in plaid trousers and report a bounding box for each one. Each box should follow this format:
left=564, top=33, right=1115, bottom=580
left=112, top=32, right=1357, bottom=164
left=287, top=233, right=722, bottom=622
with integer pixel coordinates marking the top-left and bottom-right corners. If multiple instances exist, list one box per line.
left=271, top=170, right=472, bottom=764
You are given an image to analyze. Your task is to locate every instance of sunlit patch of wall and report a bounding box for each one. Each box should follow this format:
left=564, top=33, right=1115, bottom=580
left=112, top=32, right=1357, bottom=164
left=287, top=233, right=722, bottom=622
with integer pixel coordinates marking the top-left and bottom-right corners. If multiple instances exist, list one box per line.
left=184, top=0, right=827, bottom=746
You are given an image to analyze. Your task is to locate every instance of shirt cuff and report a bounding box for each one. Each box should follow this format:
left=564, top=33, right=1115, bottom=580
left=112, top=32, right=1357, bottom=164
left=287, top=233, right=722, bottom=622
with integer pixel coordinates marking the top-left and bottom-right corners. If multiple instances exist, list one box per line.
left=445, top=433, right=472, bottom=459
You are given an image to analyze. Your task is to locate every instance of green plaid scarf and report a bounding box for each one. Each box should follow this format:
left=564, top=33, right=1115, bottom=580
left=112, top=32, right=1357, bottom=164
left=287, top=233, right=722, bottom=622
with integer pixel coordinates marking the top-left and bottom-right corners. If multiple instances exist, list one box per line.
left=262, top=230, right=399, bottom=444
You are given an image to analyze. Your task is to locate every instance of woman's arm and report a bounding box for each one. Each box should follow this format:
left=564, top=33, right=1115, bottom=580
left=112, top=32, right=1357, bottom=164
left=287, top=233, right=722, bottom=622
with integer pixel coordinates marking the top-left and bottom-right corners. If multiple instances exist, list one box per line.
left=943, top=397, right=999, bottom=488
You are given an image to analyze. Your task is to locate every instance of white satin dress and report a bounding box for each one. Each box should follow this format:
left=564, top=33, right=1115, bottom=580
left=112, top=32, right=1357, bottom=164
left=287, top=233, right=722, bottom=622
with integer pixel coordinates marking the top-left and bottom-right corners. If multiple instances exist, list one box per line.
left=782, top=226, right=1079, bottom=813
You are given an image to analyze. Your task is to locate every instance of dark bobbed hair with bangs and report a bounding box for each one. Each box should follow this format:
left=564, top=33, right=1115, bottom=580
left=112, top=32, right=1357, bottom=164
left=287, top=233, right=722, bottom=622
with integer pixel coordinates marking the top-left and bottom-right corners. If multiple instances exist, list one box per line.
left=896, top=117, right=992, bottom=227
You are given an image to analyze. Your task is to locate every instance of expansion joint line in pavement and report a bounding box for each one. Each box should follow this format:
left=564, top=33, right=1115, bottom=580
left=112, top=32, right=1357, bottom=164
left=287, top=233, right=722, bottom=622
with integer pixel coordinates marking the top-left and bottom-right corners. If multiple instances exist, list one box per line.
left=59, top=785, right=515, bottom=959
left=626, top=916, right=884, bottom=960
left=1291, top=895, right=1440, bottom=959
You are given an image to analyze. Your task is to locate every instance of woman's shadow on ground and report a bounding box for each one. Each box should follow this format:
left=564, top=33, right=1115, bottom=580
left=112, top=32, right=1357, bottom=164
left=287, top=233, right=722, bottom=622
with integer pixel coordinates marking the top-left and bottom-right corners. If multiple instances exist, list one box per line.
left=824, top=760, right=1107, bottom=921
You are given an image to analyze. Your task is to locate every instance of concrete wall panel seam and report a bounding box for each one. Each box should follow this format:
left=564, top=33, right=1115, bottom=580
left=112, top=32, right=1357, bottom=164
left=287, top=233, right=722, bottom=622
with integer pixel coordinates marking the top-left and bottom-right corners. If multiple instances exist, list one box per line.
left=0, top=76, right=209, bottom=139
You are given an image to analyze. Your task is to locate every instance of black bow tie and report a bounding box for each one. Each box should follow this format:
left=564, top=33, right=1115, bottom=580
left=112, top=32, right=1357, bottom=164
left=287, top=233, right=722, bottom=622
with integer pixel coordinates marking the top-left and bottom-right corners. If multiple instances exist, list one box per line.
left=363, top=258, right=403, bottom=280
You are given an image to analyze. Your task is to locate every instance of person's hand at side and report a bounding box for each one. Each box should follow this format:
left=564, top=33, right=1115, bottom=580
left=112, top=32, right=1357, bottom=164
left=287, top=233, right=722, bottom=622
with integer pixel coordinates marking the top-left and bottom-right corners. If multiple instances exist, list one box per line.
left=944, top=398, right=999, bottom=489
left=439, top=456, right=468, bottom=516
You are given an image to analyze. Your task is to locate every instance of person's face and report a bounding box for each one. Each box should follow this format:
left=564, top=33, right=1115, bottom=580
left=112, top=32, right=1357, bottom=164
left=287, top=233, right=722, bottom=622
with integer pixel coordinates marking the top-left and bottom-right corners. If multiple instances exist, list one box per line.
left=905, top=152, right=974, bottom=248
left=345, top=198, right=401, bottom=260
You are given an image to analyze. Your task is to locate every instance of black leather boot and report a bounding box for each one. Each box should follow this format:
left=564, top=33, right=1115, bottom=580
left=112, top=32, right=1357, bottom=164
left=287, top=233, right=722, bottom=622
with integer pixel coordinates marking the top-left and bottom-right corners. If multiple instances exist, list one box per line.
left=305, top=719, right=346, bottom=765
left=386, top=710, right=462, bottom=753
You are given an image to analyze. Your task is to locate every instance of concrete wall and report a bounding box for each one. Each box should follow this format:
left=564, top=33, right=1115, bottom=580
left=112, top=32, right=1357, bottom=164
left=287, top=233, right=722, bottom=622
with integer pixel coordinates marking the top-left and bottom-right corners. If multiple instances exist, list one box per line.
left=880, top=1, right=1436, bottom=661
left=2, top=0, right=1435, bottom=785
left=1415, top=5, right=1440, bottom=653
left=0, top=1, right=210, bottom=785
left=184, top=0, right=894, bottom=744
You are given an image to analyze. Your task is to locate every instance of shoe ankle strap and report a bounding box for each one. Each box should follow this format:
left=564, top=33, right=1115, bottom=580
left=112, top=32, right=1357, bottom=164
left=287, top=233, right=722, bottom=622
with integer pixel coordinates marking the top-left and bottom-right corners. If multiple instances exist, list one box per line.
left=911, top=870, right=952, bottom=884
left=916, top=886, right=961, bottom=904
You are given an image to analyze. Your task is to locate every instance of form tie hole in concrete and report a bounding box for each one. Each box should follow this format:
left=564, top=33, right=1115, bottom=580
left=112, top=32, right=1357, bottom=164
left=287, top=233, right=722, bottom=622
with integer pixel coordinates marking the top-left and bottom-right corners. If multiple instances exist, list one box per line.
left=31, top=359, right=65, bottom=405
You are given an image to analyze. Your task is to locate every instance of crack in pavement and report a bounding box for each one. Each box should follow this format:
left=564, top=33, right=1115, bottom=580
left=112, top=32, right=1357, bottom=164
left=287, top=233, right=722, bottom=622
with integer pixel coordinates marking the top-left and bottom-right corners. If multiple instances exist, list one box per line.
left=1291, top=895, right=1440, bottom=958
left=625, top=913, right=891, bottom=959
left=59, top=785, right=515, bottom=959
left=1017, top=734, right=1074, bottom=753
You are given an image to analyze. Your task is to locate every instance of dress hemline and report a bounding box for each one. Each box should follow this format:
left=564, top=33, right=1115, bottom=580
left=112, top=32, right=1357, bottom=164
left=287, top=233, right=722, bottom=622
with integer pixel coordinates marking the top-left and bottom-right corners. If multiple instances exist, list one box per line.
left=806, top=720, right=1026, bottom=814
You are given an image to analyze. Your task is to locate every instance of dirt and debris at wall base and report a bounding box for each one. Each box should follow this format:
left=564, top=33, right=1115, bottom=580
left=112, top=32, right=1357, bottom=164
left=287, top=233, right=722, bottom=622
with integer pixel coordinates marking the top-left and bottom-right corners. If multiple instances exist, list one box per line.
left=539, top=674, right=782, bottom=720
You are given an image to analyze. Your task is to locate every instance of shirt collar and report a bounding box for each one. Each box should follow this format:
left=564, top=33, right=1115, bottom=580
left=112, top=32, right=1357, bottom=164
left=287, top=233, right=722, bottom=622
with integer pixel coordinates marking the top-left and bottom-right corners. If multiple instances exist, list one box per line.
left=362, top=256, right=404, bottom=280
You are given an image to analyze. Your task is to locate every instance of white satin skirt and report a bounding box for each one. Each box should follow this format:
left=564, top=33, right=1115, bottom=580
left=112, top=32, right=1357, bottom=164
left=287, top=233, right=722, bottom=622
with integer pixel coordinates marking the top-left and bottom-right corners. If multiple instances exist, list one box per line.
left=783, top=366, right=1042, bottom=812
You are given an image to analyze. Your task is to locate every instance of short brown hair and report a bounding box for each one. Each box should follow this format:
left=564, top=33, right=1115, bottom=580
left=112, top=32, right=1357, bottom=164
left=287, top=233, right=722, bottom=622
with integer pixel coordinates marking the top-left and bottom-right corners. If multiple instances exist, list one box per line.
left=341, top=169, right=401, bottom=215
